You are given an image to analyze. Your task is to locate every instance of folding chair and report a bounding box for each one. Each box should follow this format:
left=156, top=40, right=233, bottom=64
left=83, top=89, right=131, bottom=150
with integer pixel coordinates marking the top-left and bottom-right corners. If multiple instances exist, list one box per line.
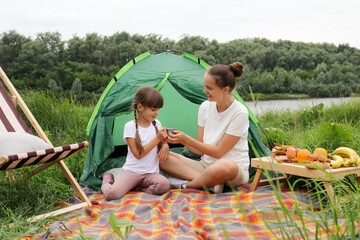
left=0, top=67, right=91, bottom=221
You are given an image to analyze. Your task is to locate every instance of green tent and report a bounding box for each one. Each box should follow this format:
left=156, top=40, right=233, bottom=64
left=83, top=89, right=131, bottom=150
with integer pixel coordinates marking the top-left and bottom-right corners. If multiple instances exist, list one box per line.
left=80, top=51, right=269, bottom=190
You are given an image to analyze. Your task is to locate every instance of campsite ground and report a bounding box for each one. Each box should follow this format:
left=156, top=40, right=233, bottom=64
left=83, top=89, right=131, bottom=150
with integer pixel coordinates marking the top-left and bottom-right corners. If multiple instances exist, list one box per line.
left=1, top=91, right=360, bottom=239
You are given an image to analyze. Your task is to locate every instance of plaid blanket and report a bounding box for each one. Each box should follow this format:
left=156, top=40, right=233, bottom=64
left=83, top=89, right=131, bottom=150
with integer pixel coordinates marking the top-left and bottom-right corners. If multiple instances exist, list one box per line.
left=32, top=184, right=350, bottom=240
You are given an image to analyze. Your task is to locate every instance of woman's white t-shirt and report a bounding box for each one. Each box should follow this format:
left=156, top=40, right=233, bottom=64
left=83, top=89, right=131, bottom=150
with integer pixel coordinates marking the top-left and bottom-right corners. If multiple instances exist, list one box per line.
left=198, top=99, right=249, bottom=170
left=122, top=119, right=162, bottom=174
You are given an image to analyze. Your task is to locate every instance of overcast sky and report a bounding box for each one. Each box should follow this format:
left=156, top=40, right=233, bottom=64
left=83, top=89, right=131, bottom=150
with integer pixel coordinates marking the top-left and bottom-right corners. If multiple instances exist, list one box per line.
left=1, top=0, right=360, bottom=49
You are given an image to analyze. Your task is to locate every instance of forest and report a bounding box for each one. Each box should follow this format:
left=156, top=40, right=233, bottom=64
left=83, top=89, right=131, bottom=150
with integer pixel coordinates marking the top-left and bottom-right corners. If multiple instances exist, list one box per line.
left=1, top=30, right=360, bottom=103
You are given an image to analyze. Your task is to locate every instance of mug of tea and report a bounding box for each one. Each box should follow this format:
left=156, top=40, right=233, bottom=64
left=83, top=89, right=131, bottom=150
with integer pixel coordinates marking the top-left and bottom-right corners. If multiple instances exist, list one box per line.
left=166, top=128, right=177, bottom=137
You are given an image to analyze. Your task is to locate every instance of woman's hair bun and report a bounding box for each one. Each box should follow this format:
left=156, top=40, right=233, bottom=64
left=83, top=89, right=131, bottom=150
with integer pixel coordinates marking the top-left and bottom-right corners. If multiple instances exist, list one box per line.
left=229, top=62, right=244, bottom=77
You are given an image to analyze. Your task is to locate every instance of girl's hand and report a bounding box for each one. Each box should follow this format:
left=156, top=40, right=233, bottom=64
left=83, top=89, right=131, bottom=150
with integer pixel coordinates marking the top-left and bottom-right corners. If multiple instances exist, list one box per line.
left=158, top=143, right=169, bottom=162
left=156, top=127, right=168, bottom=141
left=167, top=130, right=187, bottom=144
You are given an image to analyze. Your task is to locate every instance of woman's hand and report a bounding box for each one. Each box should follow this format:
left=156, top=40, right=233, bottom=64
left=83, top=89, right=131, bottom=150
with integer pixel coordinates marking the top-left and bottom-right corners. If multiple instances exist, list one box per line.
left=158, top=142, right=169, bottom=162
left=166, top=130, right=188, bottom=145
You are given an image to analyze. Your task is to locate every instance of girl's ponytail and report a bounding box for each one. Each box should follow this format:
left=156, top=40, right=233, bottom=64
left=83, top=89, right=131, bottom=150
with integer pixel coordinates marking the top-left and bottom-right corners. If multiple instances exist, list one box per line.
left=134, top=108, right=144, bottom=155
left=152, top=120, right=162, bottom=152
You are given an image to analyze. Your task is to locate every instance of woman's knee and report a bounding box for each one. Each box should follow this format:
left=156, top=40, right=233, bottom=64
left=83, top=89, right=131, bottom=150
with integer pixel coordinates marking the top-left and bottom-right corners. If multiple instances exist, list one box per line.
left=159, top=152, right=180, bottom=169
left=208, top=159, right=239, bottom=180
left=228, top=165, right=249, bottom=187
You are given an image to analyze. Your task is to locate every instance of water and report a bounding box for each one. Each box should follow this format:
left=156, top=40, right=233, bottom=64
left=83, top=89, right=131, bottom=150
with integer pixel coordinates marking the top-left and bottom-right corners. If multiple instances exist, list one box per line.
left=244, top=97, right=360, bottom=116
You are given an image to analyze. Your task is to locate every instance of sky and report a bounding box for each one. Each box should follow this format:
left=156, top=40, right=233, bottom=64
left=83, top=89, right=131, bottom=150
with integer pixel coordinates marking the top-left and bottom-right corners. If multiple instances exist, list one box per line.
left=1, top=0, right=360, bottom=49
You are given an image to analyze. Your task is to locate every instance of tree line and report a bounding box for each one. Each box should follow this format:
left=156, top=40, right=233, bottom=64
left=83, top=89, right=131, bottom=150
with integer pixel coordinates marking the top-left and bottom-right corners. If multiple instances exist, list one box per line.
left=1, top=30, right=360, bottom=103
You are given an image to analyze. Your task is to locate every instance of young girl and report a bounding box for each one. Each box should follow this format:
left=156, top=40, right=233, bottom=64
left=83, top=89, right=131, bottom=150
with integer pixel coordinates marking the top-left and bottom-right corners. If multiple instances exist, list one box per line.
left=101, top=86, right=170, bottom=200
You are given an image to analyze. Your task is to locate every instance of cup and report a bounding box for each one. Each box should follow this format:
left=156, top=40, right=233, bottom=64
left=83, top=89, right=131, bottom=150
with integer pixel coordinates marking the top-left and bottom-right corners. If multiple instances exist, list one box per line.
left=166, top=128, right=177, bottom=137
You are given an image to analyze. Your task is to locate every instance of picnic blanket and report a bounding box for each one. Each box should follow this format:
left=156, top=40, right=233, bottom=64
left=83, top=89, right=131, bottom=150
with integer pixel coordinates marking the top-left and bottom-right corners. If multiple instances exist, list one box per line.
left=31, top=184, right=349, bottom=240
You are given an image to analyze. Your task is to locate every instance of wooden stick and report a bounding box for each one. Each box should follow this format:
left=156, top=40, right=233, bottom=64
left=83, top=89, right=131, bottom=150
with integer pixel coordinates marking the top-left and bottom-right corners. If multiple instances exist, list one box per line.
left=57, top=160, right=92, bottom=206
left=27, top=202, right=89, bottom=223
left=0, top=67, right=52, bottom=146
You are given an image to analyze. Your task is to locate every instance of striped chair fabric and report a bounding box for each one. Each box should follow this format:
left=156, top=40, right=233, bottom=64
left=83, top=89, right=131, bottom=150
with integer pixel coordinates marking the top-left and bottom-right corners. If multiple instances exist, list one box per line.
left=0, top=141, right=88, bottom=170
left=0, top=79, right=33, bottom=134
left=0, top=79, right=89, bottom=171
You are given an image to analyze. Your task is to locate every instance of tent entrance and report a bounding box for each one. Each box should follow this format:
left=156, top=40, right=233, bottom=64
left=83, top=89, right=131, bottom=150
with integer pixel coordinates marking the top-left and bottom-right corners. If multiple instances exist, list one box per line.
left=109, top=80, right=200, bottom=146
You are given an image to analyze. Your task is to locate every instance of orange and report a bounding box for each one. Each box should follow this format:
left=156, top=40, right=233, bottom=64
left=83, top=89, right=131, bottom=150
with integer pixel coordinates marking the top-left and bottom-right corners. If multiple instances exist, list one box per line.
left=296, top=149, right=311, bottom=164
left=313, top=148, right=328, bottom=158
left=286, top=146, right=297, bottom=159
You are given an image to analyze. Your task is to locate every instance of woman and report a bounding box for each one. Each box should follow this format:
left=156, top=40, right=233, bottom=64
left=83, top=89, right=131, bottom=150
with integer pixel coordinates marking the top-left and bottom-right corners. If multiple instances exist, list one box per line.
left=161, top=62, right=249, bottom=193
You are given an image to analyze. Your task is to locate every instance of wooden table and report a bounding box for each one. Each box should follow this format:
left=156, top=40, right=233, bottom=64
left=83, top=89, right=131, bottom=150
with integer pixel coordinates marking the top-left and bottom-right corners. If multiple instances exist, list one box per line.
left=250, top=156, right=360, bottom=204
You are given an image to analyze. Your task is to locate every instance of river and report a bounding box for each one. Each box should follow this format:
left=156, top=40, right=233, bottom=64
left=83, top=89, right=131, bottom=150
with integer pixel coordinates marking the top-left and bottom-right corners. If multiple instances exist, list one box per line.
left=244, top=97, right=360, bottom=116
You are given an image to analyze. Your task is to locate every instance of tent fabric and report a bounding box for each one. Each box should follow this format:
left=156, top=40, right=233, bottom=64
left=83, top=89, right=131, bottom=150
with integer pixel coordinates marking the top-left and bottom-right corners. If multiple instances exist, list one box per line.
left=80, top=51, right=268, bottom=189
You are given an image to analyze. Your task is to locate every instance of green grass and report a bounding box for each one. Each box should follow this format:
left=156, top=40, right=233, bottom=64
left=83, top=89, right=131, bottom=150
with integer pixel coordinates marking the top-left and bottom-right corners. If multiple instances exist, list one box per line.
left=257, top=168, right=360, bottom=239
left=22, top=91, right=94, bottom=179
left=257, top=98, right=360, bottom=152
left=0, top=91, right=94, bottom=239
left=1, top=91, right=360, bottom=239
left=252, top=98, right=360, bottom=238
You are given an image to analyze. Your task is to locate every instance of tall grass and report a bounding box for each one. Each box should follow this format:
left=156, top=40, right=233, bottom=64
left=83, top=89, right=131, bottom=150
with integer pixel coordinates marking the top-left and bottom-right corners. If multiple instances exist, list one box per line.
left=0, top=91, right=94, bottom=239
left=1, top=92, right=359, bottom=238
left=257, top=166, right=360, bottom=239
left=22, top=90, right=94, bottom=145
left=258, top=99, right=360, bottom=152
left=22, top=91, right=94, bottom=179
left=253, top=98, right=360, bottom=239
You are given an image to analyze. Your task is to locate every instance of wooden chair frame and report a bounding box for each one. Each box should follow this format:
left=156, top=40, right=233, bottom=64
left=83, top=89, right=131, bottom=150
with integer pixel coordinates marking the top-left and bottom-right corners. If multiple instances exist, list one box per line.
left=0, top=67, right=91, bottom=222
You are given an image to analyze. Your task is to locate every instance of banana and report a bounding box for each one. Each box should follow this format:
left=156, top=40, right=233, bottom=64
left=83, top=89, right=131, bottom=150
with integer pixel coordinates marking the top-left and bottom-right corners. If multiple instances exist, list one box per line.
left=330, top=154, right=344, bottom=168
left=354, top=154, right=360, bottom=166
left=342, top=157, right=353, bottom=167
left=331, top=147, right=359, bottom=165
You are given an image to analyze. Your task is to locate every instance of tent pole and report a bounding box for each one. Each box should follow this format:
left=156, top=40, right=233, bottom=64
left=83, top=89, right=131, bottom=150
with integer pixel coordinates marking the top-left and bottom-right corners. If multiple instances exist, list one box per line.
left=258, top=122, right=274, bottom=149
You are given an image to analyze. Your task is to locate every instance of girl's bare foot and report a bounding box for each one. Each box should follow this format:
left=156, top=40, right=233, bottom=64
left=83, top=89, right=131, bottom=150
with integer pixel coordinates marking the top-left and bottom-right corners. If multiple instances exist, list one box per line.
left=102, top=173, right=114, bottom=184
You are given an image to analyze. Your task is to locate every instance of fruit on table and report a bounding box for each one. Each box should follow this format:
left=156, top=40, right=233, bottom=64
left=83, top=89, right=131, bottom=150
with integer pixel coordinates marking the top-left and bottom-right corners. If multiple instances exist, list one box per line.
left=307, top=152, right=331, bottom=163
left=313, top=148, right=328, bottom=158
left=331, top=147, right=360, bottom=166
left=342, top=158, right=353, bottom=167
left=273, top=144, right=360, bottom=169
left=356, top=155, right=360, bottom=166
left=296, top=149, right=311, bottom=164
left=286, top=146, right=297, bottom=159
left=305, top=160, right=330, bottom=169
left=330, top=154, right=344, bottom=168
